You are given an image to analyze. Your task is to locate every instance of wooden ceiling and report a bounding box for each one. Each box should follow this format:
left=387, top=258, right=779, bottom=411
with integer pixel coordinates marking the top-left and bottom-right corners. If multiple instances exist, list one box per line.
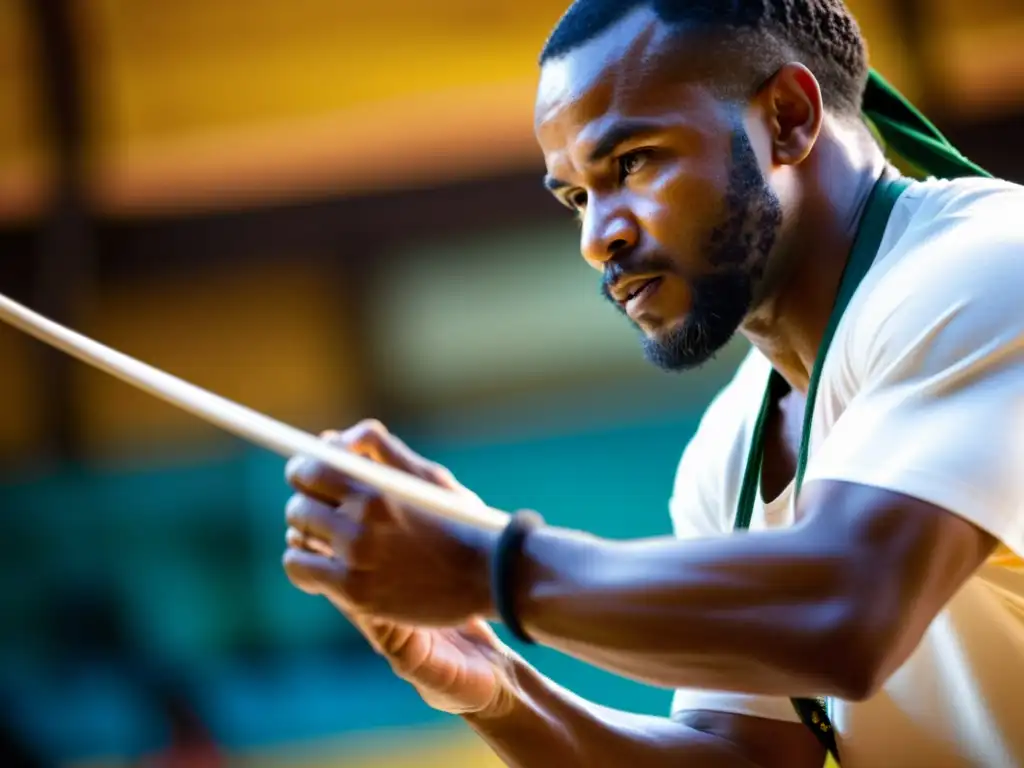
left=1, top=0, right=1023, bottom=222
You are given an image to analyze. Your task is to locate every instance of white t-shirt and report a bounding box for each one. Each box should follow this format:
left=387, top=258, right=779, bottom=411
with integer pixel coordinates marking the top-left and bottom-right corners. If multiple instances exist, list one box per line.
left=668, top=176, right=1024, bottom=768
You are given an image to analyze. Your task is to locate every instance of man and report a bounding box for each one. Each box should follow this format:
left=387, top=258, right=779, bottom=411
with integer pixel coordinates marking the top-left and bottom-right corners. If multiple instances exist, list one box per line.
left=282, top=1, right=1024, bottom=765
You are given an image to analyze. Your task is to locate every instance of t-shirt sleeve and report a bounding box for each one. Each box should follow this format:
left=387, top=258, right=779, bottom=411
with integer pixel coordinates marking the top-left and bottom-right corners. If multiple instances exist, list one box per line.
left=668, top=354, right=803, bottom=724
left=805, top=214, right=1024, bottom=557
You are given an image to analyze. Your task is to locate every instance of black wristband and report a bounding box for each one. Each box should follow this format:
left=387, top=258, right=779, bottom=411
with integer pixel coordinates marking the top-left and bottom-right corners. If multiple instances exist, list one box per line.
left=491, top=509, right=544, bottom=645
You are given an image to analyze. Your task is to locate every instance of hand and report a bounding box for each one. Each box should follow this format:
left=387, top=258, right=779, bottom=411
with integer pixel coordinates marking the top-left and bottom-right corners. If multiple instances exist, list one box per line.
left=287, top=525, right=514, bottom=717
left=281, top=420, right=498, bottom=627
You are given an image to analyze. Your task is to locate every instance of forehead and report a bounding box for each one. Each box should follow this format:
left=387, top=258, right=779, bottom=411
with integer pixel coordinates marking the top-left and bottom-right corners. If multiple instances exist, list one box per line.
left=535, top=7, right=722, bottom=157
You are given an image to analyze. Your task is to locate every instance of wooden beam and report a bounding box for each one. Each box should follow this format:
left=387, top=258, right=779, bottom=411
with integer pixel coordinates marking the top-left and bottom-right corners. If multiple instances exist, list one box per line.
left=24, top=0, right=95, bottom=459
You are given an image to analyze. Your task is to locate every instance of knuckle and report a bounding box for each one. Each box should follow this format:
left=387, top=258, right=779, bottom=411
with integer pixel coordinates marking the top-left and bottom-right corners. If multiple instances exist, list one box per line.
left=284, top=494, right=307, bottom=526
left=285, top=455, right=317, bottom=486
left=281, top=549, right=304, bottom=580
left=359, top=418, right=388, bottom=436
left=348, top=419, right=389, bottom=451
left=287, top=457, right=352, bottom=501
left=425, top=461, right=455, bottom=485
left=286, top=456, right=320, bottom=486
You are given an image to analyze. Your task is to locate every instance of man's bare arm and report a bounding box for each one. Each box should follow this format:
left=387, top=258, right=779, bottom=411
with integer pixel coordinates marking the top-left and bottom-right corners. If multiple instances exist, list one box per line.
left=284, top=423, right=996, bottom=703
left=513, top=480, right=996, bottom=700
left=464, top=654, right=824, bottom=768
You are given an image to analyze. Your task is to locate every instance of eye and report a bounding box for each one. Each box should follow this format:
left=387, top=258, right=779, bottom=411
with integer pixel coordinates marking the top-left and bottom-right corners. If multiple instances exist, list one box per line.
left=619, top=150, right=651, bottom=180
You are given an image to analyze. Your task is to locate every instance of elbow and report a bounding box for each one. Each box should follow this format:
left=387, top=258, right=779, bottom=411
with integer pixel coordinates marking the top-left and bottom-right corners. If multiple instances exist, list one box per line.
left=827, top=650, right=887, bottom=703
left=819, top=596, right=904, bottom=703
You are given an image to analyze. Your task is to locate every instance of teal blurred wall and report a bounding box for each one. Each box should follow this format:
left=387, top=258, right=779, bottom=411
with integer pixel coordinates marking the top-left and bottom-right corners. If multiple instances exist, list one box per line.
left=0, top=401, right=713, bottom=763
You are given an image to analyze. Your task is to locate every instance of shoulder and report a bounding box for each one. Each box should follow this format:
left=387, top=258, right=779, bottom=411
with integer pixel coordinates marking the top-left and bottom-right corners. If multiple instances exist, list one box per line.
left=896, top=174, right=1024, bottom=219
left=808, top=178, right=1024, bottom=554
left=879, top=176, right=1024, bottom=289
left=669, top=349, right=770, bottom=539
left=879, top=176, right=1024, bottom=293
left=844, top=176, right=1024, bottom=378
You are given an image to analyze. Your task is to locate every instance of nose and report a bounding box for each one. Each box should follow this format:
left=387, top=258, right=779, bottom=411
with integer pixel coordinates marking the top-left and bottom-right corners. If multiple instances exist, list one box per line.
left=580, top=197, right=639, bottom=268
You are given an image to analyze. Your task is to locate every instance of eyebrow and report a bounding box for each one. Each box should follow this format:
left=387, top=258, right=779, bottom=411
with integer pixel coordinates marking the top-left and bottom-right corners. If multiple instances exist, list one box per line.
left=587, top=119, right=661, bottom=163
left=542, top=119, right=663, bottom=193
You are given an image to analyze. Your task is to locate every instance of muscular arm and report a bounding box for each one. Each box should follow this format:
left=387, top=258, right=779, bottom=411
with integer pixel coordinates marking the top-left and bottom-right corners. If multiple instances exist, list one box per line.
left=286, top=215, right=1017, bottom=708
left=494, top=206, right=1019, bottom=701
left=289, top=429, right=996, bottom=703
left=509, top=480, right=995, bottom=701
left=464, top=654, right=824, bottom=768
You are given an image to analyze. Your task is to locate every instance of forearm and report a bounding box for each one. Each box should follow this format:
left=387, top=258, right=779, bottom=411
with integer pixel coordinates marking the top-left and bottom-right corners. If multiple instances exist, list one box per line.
left=514, top=522, right=865, bottom=699
left=464, top=655, right=758, bottom=768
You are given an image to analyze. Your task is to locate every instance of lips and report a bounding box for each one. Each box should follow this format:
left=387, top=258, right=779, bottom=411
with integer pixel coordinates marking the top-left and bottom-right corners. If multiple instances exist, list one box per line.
left=625, top=278, right=659, bottom=303
left=610, top=274, right=662, bottom=305
left=624, top=276, right=664, bottom=317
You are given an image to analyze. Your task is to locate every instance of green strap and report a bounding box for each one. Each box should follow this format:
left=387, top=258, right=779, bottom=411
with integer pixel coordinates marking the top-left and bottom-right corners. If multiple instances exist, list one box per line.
left=863, top=70, right=992, bottom=180
left=740, top=176, right=913, bottom=534
left=731, top=69, right=991, bottom=765
left=735, top=174, right=912, bottom=765
left=794, top=174, right=913, bottom=495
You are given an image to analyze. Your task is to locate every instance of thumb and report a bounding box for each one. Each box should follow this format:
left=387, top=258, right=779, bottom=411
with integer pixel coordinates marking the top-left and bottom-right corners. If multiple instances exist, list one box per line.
left=460, top=618, right=502, bottom=646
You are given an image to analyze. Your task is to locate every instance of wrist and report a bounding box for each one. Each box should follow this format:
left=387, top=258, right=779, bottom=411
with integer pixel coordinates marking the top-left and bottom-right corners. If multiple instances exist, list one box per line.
left=490, top=510, right=546, bottom=643
left=456, top=518, right=501, bottom=619
left=514, top=527, right=617, bottom=645
left=464, top=681, right=520, bottom=725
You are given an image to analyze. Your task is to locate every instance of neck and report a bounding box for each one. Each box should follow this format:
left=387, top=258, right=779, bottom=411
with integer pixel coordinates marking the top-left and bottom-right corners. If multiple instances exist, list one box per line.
left=742, top=116, right=889, bottom=393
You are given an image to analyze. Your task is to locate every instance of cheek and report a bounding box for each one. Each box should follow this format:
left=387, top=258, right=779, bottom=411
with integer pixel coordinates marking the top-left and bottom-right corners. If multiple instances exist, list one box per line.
left=638, top=157, right=731, bottom=265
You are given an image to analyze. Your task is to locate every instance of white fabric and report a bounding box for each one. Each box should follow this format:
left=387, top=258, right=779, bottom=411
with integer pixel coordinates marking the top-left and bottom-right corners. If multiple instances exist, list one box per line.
left=668, top=176, right=1024, bottom=767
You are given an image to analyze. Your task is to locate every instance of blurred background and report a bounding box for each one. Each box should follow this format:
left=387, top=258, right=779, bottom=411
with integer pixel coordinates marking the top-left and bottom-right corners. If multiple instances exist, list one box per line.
left=0, top=0, right=1022, bottom=765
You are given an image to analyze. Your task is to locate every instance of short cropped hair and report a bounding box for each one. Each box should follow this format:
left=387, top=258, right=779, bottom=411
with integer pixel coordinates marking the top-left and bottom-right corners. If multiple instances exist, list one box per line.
left=540, top=0, right=869, bottom=115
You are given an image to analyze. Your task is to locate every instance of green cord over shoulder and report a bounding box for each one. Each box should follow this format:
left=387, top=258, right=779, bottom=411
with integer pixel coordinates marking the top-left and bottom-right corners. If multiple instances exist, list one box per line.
left=863, top=70, right=992, bottom=180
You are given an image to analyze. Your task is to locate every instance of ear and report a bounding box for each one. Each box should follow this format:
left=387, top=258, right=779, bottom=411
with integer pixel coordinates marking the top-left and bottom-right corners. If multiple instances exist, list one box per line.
left=757, top=63, right=824, bottom=167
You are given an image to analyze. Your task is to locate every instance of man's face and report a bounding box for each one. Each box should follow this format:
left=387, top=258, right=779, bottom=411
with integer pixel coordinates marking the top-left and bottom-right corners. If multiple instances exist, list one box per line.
left=535, top=8, right=783, bottom=371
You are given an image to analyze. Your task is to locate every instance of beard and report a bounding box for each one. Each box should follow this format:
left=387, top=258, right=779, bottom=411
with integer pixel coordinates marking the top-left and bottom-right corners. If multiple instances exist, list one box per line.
left=640, top=267, right=758, bottom=371
left=604, top=129, right=782, bottom=372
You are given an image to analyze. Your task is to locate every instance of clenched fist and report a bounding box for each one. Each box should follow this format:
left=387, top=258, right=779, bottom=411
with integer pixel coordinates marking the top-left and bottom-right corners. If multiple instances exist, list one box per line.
left=281, top=420, right=524, bottom=717
left=282, top=419, right=501, bottom=626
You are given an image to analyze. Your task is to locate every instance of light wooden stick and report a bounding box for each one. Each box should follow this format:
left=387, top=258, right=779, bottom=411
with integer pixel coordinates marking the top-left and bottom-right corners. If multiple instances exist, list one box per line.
left=0, top=292, right=510, bottom=530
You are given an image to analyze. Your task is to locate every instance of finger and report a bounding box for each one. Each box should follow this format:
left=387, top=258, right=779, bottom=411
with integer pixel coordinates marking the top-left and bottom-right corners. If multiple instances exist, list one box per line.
left=461, top=617, right=502, bottom=646
left=286, top=420, right=430, bottom=503
left=284, top=551, right=388, bottom=657
left=286, top=418, right=465, bottom=505
left=343, top=420, right=457, bottom=487
left=285, top=421, right=402, bottom=498
left=331, top=493, right=388, bottom=568
left=343, top=422, right=478, bottom=500
left=285, top=493, right=358, bottom=543
left=286, top=526, right=334, bottom=557
left=285, top=491, right=379, bottom=568
left=282, top=548, right=340, bottom=596
left=317, top=420, right=447, bottom=483
left=285, top=452, right=361, bottom=504
left=343, top=420, right=421, bottom=469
